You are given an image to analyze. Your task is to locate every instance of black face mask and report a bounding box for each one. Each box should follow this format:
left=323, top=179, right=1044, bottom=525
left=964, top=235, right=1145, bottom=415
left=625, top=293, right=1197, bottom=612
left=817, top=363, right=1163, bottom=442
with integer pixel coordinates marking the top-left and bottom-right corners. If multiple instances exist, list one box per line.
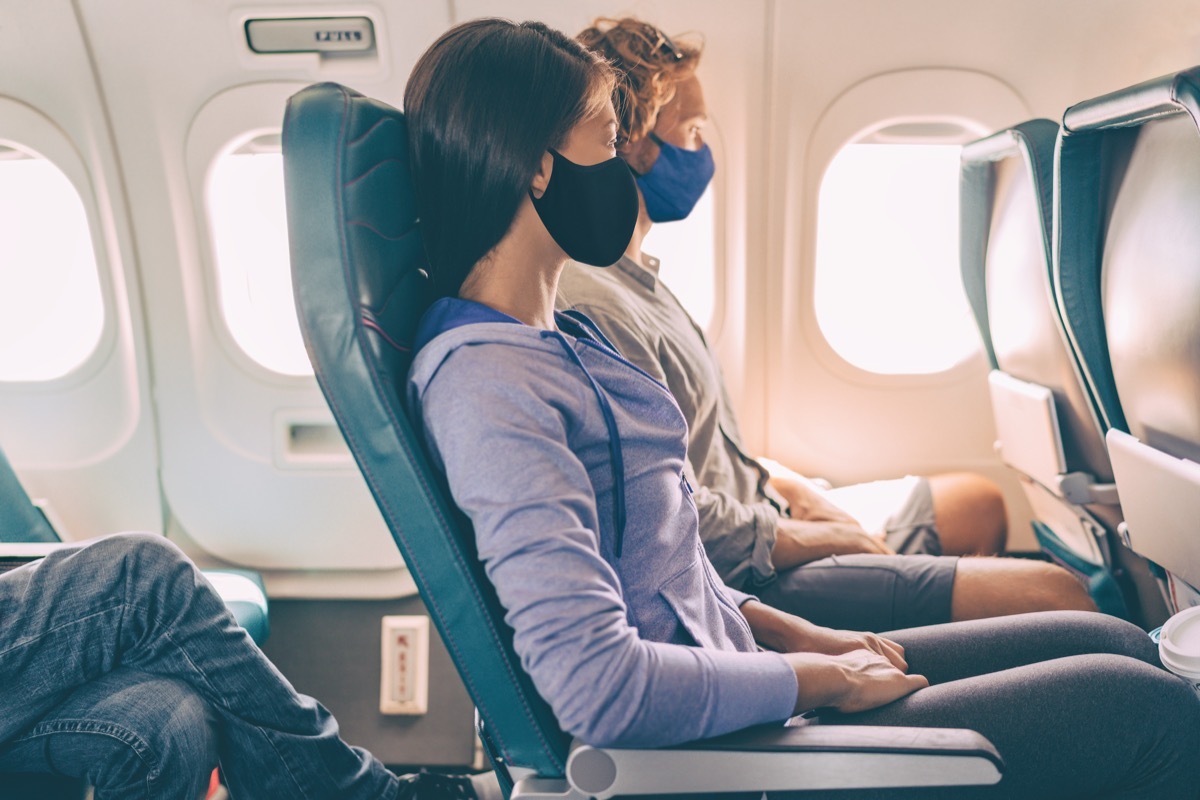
left=530, top=149, right=639, bottom=267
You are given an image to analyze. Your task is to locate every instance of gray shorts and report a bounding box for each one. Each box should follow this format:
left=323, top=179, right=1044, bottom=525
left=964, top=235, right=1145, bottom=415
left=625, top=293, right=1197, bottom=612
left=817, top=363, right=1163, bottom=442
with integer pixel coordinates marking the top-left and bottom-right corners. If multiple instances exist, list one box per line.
left=756, top=477, right=959, bottom=631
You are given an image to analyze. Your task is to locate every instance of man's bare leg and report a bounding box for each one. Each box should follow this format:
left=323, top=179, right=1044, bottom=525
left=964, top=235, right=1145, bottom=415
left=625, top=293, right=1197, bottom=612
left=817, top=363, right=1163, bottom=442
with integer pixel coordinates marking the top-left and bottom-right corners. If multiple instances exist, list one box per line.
left=950, top=557, right=1097, bottom=621
left=929, top=472, right=1008, bottom=556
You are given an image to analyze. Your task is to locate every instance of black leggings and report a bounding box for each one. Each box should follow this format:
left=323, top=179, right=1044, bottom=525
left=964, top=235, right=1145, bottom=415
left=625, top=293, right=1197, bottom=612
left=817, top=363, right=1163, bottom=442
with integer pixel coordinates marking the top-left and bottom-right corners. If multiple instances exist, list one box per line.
left=783, top=611, right=1200, bottom=799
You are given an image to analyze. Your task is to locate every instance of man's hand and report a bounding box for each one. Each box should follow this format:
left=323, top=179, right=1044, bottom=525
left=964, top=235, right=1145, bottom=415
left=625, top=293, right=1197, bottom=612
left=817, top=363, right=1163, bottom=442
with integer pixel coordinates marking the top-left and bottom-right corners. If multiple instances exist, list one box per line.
left=769, top=473, right=860, bottom=525
left=784, top=650, right=928, bottom=715
left=771, top=517, right=895, bottom=570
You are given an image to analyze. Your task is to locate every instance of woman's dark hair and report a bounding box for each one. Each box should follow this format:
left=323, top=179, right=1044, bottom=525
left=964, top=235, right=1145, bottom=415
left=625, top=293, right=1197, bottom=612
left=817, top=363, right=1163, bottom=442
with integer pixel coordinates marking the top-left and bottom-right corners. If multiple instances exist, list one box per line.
left=404, top=19, right=615, bottom=297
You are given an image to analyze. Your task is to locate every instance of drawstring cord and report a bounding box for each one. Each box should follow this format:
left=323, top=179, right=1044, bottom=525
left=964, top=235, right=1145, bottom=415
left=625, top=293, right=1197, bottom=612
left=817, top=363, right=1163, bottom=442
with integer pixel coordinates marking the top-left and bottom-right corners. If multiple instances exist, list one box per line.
left=543, top=330, right=627, bottom=558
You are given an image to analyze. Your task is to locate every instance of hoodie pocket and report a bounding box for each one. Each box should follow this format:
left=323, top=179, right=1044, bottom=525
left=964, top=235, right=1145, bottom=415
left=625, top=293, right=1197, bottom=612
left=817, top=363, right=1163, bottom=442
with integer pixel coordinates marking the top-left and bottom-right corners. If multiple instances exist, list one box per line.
left=658, top=557, right=726, bottom=650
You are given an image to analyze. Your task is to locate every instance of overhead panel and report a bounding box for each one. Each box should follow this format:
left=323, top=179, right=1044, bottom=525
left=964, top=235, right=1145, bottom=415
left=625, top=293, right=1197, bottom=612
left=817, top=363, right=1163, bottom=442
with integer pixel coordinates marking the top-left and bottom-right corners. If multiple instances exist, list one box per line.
left=245, top=17, right=375, bottom=55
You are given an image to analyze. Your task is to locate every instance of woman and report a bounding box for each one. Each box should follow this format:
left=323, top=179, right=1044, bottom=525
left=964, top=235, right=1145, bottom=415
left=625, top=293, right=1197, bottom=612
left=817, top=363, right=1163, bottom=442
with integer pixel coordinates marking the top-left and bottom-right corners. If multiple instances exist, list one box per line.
left=404, top=17, right=1200, bottom=798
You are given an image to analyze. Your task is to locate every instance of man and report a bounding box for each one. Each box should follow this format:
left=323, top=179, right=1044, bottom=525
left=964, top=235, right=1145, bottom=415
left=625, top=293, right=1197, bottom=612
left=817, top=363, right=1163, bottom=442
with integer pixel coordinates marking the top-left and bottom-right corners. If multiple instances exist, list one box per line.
left=0, top=534, right=491, bottom=798
left=559, top=18, right=1095, bottom=631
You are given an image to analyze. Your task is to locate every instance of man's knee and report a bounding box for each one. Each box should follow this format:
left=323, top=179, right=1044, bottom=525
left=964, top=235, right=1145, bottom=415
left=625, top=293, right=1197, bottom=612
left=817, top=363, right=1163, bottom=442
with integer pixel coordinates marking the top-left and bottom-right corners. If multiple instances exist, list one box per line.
left=951, top=558, right=1097, bottom=621
left=929, top=473, right=1009, bottom=556
left=85, top=533, right=194, bottom=590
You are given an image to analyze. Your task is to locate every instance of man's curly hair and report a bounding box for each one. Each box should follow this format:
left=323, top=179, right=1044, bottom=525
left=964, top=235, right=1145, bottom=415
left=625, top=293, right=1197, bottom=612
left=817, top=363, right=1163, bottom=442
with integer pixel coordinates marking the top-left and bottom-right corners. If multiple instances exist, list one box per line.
left=577, top=18, right=703, bottom=145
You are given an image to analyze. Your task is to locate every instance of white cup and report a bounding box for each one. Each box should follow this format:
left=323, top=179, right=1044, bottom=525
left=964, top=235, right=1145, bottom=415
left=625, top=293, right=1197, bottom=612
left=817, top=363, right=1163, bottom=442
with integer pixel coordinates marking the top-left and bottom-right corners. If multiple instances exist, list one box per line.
left=1159, top=605, right=1200, bottom=700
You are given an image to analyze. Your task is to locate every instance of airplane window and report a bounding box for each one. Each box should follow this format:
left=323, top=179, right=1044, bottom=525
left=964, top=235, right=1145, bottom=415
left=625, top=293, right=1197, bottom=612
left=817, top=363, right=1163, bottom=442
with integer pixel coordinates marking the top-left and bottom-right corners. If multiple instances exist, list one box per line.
left=643, top=183, right=716, bottom=328
left=0, top=143, right=105, bottom=381
left=207, top=132, right=313, bottom=377
left=814, top=141, right=977, bottom=374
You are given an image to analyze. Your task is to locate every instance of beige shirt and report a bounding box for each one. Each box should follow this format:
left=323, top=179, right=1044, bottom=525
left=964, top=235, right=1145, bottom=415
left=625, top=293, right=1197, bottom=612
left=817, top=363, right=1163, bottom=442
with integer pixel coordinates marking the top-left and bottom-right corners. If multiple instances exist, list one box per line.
left=557, top=255, right=782, bottom=589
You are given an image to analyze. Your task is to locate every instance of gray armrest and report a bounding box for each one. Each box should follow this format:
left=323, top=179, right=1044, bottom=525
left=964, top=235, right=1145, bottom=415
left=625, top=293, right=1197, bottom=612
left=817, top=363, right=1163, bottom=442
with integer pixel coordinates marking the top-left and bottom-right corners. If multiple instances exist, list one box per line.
left=511, top=725, right=1002, bottom=799
left=0, top=541, right=66, bottom=573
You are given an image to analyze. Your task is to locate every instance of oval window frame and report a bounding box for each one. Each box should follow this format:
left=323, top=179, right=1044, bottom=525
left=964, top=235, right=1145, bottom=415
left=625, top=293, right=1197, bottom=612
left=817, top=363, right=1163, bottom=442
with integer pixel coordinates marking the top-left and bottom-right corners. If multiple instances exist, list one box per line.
left=800, top=69, right=1030, bottom=387
left=186, top=81, right=314, bottom=383
left=0, top=97, right=114, bottom=388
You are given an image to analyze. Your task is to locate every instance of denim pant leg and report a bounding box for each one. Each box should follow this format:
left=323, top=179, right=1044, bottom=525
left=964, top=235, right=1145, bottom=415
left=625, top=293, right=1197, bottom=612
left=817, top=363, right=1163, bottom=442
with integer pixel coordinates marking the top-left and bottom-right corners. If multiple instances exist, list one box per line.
left=0, top=667, right=217, bottom=799
left=0, top=533, right=399, bottom=800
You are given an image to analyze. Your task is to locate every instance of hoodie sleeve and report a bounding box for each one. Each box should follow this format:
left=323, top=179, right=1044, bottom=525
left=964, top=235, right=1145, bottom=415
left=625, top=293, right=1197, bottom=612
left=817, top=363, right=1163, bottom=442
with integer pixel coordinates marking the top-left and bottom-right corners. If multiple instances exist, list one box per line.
left=413, top=344, right=797, bottom=748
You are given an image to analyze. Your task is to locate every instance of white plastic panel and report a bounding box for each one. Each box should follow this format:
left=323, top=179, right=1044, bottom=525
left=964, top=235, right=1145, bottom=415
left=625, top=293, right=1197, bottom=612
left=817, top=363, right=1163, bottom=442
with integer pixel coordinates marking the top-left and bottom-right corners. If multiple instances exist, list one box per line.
left=245, top=17, right=375, bottom=54
left=987, top=370, right=1067, bottom=491
left=1108, top=429, right=1200, bottom=588
left=74, top=0, right=453, bottom=588
left=0, top=1, right=161, bottom=540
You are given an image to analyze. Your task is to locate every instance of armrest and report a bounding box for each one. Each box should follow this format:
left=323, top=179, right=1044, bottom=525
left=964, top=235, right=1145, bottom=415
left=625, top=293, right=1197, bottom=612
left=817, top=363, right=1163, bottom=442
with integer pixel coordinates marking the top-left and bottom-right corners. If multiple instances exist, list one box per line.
left=0, top=541, right=71, bottom=574
left=511, top=725, right=1002, bottom=799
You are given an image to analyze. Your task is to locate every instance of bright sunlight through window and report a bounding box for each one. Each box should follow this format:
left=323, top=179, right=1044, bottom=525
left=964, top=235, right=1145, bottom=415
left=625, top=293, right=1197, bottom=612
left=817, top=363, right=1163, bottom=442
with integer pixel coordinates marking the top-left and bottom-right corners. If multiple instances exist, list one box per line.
left=815, top=142, right=977, bottom=374
left=643, top=184, right=716, bottom=329
left=208, top=134, right=312, bottom=377
left=0, top=145, right=104, bottom=381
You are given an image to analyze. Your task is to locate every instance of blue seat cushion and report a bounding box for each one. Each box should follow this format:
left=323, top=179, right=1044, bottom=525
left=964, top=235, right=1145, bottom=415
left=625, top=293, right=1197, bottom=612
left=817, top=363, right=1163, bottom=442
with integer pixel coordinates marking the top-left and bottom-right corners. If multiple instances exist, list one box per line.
left=202, top=568, right=270, bottom=644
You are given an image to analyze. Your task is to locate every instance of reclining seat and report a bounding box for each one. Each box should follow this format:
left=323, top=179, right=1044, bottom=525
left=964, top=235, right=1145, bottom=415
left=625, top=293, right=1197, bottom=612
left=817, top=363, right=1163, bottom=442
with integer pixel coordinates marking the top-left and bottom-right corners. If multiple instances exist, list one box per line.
left=1055, top=67, right=1200, bottom=613
left=282, top=81, right=1002, bottom=798
left=0, top=447, right=59, bottom=543
left=960, top=120, right=1163, bottom=622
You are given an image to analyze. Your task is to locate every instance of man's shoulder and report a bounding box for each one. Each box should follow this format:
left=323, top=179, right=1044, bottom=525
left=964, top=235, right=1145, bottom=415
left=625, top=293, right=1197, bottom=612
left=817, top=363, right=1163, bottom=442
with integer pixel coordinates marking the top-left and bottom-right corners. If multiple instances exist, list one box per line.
left=557, top=261, right=647, bottom=315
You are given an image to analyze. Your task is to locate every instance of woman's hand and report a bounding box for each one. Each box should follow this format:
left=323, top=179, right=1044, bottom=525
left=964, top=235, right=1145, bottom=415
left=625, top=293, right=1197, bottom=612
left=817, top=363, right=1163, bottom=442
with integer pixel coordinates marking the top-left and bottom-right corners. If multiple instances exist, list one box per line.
left=790, top=623, right=909, bottom=672
left=784, top=650, right=928, bottom=715
left=739, top=599, right=908, bottom=671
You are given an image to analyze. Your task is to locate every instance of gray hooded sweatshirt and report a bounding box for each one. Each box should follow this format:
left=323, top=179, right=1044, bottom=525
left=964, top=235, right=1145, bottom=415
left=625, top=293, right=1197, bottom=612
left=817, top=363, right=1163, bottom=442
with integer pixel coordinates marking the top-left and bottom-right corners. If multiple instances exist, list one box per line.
left=407, top=297, right=797, bottom=747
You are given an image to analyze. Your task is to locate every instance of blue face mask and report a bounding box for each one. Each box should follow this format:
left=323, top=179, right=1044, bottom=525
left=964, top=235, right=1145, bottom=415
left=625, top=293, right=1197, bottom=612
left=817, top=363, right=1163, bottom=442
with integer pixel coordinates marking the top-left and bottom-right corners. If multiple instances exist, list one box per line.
left=635, top=132, right=715, bottom=223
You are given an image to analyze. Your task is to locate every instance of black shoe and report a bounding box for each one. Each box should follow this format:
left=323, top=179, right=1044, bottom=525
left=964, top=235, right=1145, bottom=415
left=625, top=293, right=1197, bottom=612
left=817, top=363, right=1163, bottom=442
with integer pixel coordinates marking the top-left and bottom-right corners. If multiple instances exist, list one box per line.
left=393, top=770, right=478, bottom=800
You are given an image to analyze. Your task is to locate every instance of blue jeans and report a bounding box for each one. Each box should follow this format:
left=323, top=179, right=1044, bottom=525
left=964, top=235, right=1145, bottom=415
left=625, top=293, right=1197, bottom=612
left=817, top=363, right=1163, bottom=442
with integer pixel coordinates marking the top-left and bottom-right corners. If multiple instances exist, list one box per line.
left=0, top=667, right=216, bottom=798
left=0, top=533, right=399, bottom=799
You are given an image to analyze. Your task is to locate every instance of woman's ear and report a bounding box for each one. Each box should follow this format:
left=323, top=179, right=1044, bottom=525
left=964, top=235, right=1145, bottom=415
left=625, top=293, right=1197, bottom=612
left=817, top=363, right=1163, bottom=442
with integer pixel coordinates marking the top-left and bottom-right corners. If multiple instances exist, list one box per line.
left=530, top=151, right=554, bottom=199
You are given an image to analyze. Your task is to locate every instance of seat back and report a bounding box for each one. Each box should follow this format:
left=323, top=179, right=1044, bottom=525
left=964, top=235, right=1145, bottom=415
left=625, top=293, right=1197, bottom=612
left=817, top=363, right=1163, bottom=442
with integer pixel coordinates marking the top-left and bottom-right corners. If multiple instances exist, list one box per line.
left=961, top=121, right=1132, bottom=609
left=281, top=82, right=570, bottom=786
left=962, top=119, right=1115, bottom=485
left=1056, top=67, right=1200, bottom=603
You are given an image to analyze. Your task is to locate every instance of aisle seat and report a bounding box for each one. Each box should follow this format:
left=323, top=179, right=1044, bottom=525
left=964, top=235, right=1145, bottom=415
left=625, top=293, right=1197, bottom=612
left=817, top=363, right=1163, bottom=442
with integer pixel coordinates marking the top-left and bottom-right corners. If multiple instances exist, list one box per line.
left=959, top=119, right=1155, bottom=620
left=1055, top=66, right=1200, bottom=612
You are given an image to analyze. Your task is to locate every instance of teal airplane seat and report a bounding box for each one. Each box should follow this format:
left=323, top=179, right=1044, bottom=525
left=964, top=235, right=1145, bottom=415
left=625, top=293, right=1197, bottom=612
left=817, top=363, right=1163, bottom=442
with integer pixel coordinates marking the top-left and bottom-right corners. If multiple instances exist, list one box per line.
left=282, top=81, right=1003, bottom=798
left=203, top=568, right=270, bottom=645
left=1056, top=67, right=1200, bottom=608
left=959, top=120, right=1148, bottom=622
left=0, top=448, right=59, bottom=544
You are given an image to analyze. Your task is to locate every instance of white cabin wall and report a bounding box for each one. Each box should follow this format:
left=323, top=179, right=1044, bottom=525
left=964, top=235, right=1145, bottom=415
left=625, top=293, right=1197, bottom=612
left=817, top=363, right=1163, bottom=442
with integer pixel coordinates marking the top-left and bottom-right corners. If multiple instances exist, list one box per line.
left=0, top=0, right=161, bottom=538
left=73, top=0, right=453, bottom=594
left=759, top=0, right=1200, bottom=547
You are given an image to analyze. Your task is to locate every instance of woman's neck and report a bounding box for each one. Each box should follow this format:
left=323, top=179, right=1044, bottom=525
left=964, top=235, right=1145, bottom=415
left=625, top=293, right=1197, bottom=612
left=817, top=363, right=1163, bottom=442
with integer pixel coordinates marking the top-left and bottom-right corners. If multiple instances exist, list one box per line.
left=623, top=191, right=653, bottom=265
left=458, top=215, right=563, bottom=330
